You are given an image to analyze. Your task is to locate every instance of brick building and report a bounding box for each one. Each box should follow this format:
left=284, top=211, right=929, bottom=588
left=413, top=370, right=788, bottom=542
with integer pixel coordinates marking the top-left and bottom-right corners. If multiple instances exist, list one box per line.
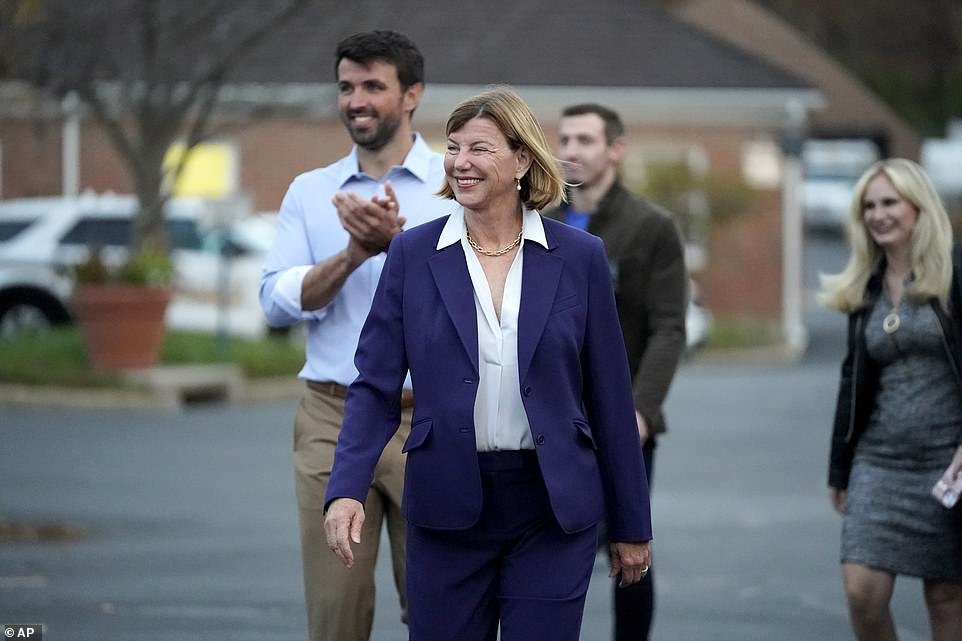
left=1, top=0, right=833, bottom=347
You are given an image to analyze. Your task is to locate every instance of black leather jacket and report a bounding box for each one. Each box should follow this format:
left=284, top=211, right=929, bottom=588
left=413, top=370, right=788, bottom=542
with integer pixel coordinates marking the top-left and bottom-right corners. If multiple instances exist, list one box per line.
left=828, top=244, right=962, bottom=490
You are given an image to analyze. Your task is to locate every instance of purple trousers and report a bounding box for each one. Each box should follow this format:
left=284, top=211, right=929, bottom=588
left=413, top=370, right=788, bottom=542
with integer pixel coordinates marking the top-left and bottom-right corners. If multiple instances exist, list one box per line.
left=406, top=450, right=597, bottom=641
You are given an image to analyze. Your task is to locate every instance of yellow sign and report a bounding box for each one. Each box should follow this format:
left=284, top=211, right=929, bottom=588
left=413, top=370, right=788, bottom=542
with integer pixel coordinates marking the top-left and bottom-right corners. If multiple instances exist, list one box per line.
left=163, top=142, right=236, bottom=198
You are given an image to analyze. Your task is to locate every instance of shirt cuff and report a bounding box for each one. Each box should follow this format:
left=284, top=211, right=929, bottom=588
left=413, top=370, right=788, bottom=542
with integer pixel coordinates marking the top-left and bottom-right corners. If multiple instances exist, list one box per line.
left=272, top=265, right=329, bottom=321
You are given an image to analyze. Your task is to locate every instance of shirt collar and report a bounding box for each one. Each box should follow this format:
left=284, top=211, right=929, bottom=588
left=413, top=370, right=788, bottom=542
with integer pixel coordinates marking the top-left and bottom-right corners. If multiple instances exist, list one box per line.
left=337, top=132, right=436, bottom=187
left=436, top=205, right=548, bottom=250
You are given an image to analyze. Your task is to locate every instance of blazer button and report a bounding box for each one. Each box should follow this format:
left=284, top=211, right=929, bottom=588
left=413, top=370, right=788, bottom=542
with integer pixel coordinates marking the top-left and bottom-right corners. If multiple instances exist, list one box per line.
left=523, top=386, right=532, bottom=396
left=536, top=434, right=545, bottom=445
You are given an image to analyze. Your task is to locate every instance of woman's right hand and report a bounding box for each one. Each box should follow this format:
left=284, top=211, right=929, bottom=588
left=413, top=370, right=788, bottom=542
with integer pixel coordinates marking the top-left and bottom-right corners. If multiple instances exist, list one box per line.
left=948, top=444, right=962, bottom=480
left=829, top=487, right=847, bottom=515
left=324, top=498, right=365, bottom=568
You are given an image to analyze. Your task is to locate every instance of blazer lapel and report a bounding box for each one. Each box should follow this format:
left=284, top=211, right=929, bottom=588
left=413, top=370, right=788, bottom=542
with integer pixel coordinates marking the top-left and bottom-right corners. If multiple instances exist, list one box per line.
left=518, top=234, right=562, bottom=382
left=428, top=244, right=480, bottom=376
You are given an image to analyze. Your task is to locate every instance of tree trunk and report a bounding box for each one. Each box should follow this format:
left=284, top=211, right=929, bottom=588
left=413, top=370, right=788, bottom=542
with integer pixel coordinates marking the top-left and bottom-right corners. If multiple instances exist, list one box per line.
left=131, top=149, right=170, bottom=254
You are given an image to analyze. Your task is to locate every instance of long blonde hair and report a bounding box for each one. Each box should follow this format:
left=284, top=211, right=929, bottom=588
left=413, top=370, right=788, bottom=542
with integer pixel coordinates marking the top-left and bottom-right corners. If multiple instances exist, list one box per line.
left=437, top=85, right=566, bottom=210
left=819, top=158, right=953, bottom=313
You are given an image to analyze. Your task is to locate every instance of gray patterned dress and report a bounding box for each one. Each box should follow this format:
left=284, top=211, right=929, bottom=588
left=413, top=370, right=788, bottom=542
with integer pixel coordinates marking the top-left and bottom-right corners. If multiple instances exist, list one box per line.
left=841, top=295, right=962, bottom=582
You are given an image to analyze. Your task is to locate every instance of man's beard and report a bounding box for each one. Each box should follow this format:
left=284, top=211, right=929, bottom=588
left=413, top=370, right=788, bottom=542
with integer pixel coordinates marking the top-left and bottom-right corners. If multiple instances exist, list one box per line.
left=343, top=109, right=403, bottom=152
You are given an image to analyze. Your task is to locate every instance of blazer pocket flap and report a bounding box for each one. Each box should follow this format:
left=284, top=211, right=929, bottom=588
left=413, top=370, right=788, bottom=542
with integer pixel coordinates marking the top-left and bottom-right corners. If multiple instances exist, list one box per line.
left=551, top=292, right=580, bottom=314
left=574, top=420, right=598, bottom=449
left=402, top=419, right=433, bottom=453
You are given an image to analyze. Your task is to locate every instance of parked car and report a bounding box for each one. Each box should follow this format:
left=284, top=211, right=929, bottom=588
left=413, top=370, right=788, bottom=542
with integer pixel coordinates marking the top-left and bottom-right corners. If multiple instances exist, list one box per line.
left=0, top=192, right=274, bottom=338
left=802, top=138, right=880, bottom=231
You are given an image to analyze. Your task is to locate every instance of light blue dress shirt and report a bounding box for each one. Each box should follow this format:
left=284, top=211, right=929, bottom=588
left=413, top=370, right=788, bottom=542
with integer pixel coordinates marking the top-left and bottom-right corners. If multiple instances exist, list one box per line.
left=259, top=133, right=452, bottom=385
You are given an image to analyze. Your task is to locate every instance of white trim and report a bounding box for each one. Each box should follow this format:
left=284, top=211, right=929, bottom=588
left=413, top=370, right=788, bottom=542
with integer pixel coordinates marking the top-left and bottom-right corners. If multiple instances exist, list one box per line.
left=419, top=84, right=825, bottom=127
left=0, top=80, right=823, bottom=128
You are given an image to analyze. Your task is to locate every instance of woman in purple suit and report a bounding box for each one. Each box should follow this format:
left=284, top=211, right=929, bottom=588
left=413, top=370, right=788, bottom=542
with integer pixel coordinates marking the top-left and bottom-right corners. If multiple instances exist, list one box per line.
left=324, top=85, right=652, bottom=641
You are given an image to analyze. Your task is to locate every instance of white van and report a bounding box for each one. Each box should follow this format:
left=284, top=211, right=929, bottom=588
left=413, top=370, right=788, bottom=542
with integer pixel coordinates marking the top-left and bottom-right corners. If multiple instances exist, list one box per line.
left=0, top=192, right=274, bottom=338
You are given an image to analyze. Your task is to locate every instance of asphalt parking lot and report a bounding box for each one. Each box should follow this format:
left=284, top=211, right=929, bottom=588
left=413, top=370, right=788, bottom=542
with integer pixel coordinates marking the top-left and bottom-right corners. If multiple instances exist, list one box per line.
left=0, top=232, right=936, bottom=640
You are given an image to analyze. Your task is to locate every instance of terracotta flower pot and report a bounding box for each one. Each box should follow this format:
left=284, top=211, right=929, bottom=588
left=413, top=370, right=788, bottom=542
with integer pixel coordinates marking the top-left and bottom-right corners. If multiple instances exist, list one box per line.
left=71, top=284, right=172, bottom=371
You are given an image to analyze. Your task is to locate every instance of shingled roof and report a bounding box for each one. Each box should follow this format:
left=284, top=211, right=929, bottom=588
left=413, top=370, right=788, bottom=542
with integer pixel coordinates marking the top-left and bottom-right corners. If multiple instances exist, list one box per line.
left=231, top=0, right=808, bottom=90
left=1, top=0, right=818, bottom=127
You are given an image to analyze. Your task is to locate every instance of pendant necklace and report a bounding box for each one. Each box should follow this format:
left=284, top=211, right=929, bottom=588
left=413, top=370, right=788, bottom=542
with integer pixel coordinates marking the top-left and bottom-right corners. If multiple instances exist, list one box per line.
left=882, top=274, right=906, bottom=335
left=882, top=306, right=900, bottom=334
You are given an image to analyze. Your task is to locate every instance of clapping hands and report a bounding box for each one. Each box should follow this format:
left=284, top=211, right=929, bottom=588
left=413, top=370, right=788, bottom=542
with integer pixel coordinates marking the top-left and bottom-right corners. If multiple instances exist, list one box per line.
left=333, top=180, right=407, bottom=260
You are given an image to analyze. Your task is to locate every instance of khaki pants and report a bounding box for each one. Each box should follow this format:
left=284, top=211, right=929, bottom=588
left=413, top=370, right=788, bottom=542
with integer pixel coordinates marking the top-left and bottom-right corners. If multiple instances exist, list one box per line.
left=294, top=386, right=410, bottom=641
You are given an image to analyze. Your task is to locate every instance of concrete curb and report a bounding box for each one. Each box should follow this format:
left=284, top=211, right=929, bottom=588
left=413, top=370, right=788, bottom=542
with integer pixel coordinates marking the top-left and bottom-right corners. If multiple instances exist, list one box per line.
left=0, top=383, right=164, bottom=410
left=1, top=347, right=802, bottom=411
left=0, top=366, right=304, bottom=411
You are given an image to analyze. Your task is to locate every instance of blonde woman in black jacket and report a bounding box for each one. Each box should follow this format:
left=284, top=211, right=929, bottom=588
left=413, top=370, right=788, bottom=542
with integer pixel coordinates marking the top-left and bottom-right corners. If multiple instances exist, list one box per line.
left=821, top=158, right=962, bottom=641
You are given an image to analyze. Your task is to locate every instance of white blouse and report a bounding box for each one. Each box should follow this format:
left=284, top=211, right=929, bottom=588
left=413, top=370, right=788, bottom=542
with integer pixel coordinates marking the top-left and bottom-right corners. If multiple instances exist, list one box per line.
left=436, top=206, right=548, bottom=451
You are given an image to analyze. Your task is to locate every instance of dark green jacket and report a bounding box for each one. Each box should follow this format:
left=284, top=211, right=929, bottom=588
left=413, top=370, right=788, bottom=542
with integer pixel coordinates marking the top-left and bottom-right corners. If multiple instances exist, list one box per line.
left=545, top=182, right=687, bottom=436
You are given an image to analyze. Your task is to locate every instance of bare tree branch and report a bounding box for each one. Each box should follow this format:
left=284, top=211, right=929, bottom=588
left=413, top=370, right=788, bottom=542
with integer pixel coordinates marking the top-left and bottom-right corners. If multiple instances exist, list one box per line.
left=1, top=0, right=315, bottom=253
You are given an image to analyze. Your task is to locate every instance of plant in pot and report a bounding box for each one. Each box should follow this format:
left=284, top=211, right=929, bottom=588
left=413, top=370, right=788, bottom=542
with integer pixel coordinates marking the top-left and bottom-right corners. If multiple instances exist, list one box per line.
left=71, top=244, right=176, bottom=371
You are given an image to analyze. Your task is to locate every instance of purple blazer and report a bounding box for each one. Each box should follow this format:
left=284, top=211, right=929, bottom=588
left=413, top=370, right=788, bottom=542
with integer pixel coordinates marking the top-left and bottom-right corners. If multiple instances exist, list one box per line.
left=325, top=214, right=652, bottom=542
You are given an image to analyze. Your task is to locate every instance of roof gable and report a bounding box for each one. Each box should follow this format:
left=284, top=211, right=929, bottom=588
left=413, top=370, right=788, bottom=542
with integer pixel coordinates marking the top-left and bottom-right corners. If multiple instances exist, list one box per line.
left=672, top=0, right=920, bottom=157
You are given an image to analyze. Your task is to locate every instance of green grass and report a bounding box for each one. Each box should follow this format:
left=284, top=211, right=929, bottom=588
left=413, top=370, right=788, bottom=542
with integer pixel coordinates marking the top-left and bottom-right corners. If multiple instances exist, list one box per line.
left=0, top=327, right=304, bottom=387
left=160, top=330, right=304, bottom=378
left=705, top=318, right=784, bottom=350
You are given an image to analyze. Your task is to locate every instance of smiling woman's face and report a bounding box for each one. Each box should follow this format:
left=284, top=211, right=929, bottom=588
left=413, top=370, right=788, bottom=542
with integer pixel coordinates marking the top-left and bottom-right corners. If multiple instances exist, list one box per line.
left=861, top=173, right=919, bottom=254
left=444, top=117, right=529, bottom=214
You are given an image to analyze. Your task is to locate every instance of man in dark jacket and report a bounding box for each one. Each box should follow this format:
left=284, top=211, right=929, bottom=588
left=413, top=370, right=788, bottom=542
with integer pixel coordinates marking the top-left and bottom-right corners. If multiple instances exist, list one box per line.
left=545, top=103, right=687, bottom=641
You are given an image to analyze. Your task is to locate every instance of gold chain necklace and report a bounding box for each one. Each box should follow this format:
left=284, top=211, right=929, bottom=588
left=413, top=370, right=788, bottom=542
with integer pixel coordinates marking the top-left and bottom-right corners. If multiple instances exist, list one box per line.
left=466, top=228, right=523, bottom=257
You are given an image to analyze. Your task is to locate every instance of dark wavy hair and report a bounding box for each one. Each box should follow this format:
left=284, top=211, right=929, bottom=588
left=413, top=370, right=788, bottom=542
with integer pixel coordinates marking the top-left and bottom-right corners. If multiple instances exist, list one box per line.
left=334, top=30, right=424, bottom=91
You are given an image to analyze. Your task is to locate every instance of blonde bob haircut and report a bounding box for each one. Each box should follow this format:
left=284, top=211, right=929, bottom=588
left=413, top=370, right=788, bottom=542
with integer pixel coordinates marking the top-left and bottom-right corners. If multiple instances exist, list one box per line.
left=819, top=158, right=953, bottom=313
left=437, top=85, right=567, bottom=211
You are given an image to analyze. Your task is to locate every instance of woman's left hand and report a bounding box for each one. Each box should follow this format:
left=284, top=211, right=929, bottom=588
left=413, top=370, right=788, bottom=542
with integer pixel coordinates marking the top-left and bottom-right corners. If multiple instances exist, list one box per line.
left=609, top=541, right=651, bottom=587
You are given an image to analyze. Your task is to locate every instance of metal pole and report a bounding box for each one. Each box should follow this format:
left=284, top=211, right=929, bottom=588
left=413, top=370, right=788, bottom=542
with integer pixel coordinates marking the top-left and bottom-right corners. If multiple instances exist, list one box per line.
left=781, top=100, right=808, bottom=355
left=217, top=234, right=230, bottom=359
left=62, top=92, right=81, bottom=197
